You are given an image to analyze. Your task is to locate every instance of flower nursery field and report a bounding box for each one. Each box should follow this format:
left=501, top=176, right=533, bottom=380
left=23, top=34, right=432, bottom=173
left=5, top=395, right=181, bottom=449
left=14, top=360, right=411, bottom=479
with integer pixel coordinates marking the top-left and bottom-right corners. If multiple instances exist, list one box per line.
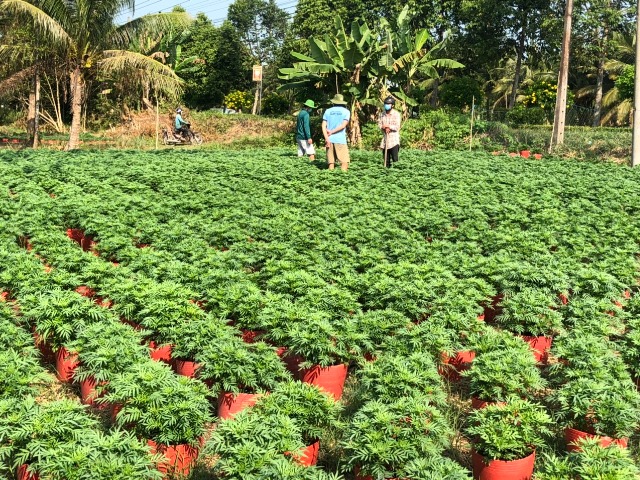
left=2, top=148, right=640, bottom=480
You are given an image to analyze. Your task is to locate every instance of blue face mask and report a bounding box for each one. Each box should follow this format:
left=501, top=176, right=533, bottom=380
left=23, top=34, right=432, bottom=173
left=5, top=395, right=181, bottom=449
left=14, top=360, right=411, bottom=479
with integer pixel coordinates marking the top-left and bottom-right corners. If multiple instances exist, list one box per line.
left=384, top=104, right=392, bottom=111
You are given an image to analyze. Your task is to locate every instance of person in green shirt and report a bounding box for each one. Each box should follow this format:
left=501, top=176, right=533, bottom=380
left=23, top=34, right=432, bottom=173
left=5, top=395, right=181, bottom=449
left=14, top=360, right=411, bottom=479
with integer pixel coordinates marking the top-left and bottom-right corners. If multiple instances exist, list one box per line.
left=296, top=99, right=316, bottom=161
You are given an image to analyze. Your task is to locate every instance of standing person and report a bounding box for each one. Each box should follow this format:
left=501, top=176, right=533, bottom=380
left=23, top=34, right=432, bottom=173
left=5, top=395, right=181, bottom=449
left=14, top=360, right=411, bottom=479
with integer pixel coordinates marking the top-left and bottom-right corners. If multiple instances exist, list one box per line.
left=296, top=99, right=317, bottom=161
left=379, top=96, right=401, bottom=168
left=322, top=94, right=351, bottom=172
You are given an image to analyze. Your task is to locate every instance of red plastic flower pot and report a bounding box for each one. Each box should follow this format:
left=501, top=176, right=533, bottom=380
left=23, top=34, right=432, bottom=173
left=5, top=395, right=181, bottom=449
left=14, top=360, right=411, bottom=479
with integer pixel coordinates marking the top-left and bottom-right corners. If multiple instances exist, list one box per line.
left=217, top=392, right=262, bottom=420
left=520, top=150, right=531, bottom=158
left=533, top=153, right=543, bottom=160
left=471, top=398, right=506, bottom=410
left=55, top=347, right=79, bottom=382
left=120, top=318, right=143, bottom=331
left=147, top=439, right=199, bottom=478
left=520, top=335, right=553, bottom=364
left=17, top=464, right=39, bottom=480
left=66, top=228, right=84, bottom=244
left=286, top=440, right=320, bottom=467
left=148, top=341, right=173, bottom=363
left=300, top=364, right=348, bottom=400
left=558, top=292, right=569, bottom=305
left=241, top=329, right=265, bottom=343
left=80, top=235, right=96, bottom=252
left=173, top=359, right=201, bottom=378
left=564, top=427, right=628, bottom=452
left=439, top=350, right=476, bottom=381
left=75, top=285, right=96, bottom=298
left=471, top=449, right=535, bottom=480
left=79, top=376, right=102, bottom=405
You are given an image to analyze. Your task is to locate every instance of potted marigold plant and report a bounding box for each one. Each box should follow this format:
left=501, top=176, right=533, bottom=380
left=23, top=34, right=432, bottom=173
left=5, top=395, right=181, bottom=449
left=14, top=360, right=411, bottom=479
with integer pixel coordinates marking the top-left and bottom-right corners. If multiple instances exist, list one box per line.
left=68, top=320, right=149, bottom=405
left=463, top=346, right=546, bottom=409
left=552, top=377, right=640, bottom=451
left=265, top=311, right=359, bottom=400
left=204, top=411, right=309, bottom=477
left=21, top=289, right=110, bottom=382
left=496, top=288, right=564, bottom=362
left=101, top=360, right=212, bottom=477
left=341, top=395, right=452, bottom=479
left=252, top=380, right=341, bottom=466
left=195, top=338, right=292, bottom=419
left=535, top=439, right=640, bottom=480
left=466, top=398, right=551, bottom=480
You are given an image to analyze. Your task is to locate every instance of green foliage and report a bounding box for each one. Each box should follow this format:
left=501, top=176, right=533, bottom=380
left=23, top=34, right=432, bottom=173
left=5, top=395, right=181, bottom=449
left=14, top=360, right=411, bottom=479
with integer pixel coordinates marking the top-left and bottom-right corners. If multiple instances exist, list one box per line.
left=536, top=440, right=640, bottom=480
left=68, top=320, right=149, bottom=383
left=341, top=395, right=453, bottom=478
left=616, top=65, right=635, bottom=101
left=204, top=411, right=306, bottom=479
left=224, top=90, right=254, bottom=112
left=466, top=399, right=552, bottom=461
left=252, top=381, right=341, bottom=443
left=262, top=93, right=290, bottom=115
left=103, top=361, right=212, bottom=445
left=196, top=338, right=292, bottom=395
left=357, top=352, right=447, bottom=406
left=439, top=76, right=483, bottom=109
left=506, top=105, right=549, bottom=126
left=464, top=347, right=546, bottom=402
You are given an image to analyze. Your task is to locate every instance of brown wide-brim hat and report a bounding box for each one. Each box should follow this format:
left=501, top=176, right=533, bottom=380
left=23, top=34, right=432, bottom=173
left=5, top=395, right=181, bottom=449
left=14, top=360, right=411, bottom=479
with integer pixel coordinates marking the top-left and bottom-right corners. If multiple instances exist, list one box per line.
left=330, top=94, right=348, bottom=105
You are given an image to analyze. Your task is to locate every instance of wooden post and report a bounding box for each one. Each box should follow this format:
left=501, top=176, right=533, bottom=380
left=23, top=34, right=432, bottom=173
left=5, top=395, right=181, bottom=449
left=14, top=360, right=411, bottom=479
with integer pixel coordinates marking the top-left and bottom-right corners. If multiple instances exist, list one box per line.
left=549, top=0, right=573, bottom=152
left=470, top=96, right=475, bottom=151
left=155, top=97, right=159, bottom=150
left=631, top=0, right=640, bottom=166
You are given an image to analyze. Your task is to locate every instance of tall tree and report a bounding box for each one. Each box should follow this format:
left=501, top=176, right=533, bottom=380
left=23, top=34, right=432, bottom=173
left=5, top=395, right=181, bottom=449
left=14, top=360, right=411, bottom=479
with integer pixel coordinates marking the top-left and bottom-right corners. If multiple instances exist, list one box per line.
left=0, top=0, right=187, bottom=149
left=571, top=0, right=633, bottom=126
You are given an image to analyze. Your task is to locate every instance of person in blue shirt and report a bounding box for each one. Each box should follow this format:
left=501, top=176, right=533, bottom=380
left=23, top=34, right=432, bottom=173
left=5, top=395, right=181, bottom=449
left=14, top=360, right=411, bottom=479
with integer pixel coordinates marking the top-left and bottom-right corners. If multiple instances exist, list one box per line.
left=322, top=94, right=351, bottom=171
left=174, top=108, right=188, bottom=137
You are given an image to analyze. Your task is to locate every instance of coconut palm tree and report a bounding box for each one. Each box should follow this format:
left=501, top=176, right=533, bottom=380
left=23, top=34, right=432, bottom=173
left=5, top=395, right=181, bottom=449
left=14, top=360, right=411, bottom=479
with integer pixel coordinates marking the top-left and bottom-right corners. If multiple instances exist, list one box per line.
left=0, top=0, right=189, bottom=149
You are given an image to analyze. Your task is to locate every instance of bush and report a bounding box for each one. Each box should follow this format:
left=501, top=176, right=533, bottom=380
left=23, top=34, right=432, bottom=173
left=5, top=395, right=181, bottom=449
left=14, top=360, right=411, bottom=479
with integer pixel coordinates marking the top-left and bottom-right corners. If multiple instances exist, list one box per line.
left=262, top=93, right=290, bottom=116
left=506, top=105, right=549, bottom=126
left=616, top=65, right=634, bottom=101
left=440, top=76, right=483, bottom=110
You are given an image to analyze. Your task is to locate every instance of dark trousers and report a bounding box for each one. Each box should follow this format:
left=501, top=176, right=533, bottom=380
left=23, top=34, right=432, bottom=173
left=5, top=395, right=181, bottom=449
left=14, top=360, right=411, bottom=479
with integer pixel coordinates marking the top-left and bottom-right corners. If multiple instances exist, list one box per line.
left=383, top=144, right=400, bottom=167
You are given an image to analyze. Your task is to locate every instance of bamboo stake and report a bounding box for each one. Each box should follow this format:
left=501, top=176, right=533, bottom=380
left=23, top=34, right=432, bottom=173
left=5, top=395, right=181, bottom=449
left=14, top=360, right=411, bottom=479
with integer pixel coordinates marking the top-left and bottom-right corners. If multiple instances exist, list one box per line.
left=155, top=97, right=159, bottom=150
left=470, top=96, right=475, bottom=151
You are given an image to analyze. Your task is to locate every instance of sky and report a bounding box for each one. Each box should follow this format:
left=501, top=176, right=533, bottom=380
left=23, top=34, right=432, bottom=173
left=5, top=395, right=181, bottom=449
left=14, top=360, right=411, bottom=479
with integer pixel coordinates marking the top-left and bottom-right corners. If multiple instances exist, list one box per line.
left=116, top=0, right=298, bottom=26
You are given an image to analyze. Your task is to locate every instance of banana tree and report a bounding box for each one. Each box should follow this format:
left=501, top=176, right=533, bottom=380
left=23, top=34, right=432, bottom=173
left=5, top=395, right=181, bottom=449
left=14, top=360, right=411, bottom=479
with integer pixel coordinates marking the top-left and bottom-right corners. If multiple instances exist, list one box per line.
left=279, top=16, right=389, bottom=146
left=381, top=6, right=464, bottom=118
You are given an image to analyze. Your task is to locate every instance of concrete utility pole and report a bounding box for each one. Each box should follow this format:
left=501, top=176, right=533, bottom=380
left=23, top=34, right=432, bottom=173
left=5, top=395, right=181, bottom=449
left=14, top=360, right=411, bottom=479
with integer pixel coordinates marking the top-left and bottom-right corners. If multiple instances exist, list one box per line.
left=631, top=0, right=640, bottom=167
left=550, top=0, right=573, bottom=152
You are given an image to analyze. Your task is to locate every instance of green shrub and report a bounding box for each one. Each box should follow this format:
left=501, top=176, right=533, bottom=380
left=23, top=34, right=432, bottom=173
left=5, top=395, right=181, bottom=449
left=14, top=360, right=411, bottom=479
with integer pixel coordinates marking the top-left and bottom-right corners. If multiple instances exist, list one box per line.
left=263, top=93, right=290, bottom=116
left=440, top=76, right=483, bottom=110
left=466, top=398, right=551, bottom=461
left=506, top=105, right=549, bottom=126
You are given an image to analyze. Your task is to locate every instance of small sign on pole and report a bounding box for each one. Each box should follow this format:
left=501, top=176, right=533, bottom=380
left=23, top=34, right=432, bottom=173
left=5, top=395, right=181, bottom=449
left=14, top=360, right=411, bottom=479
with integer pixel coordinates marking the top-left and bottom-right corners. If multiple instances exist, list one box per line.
left=252, top=65, right=263, bottom=82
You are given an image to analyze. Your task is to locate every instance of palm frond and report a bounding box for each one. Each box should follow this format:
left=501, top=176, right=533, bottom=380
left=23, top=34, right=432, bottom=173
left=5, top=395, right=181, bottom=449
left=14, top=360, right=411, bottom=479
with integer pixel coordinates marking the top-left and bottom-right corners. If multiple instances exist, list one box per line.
left=0, top=65, right=35, bottom=98
left=113, top=11, right=191, bottom=49
left=0, top=0, right=72, bottom=48
left=100, top=49, right=183, bottom=100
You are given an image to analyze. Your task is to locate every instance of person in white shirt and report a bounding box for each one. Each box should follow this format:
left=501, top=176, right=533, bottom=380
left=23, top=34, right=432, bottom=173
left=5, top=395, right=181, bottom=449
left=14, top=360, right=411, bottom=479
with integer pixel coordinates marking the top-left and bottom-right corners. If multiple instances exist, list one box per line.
left=379, top=96, right=401, bottom=168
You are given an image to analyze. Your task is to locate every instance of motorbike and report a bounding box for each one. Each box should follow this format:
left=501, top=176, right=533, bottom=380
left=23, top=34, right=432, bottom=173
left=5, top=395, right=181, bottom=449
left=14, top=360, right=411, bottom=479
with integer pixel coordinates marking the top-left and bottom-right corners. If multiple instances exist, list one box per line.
left=162, top=123, right=203, bottom=146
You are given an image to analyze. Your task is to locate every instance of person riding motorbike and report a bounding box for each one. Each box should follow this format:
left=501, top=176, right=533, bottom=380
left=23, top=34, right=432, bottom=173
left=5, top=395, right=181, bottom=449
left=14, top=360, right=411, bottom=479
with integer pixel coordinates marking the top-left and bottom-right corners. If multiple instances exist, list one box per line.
left=174, top=108, right=190, bottom=139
